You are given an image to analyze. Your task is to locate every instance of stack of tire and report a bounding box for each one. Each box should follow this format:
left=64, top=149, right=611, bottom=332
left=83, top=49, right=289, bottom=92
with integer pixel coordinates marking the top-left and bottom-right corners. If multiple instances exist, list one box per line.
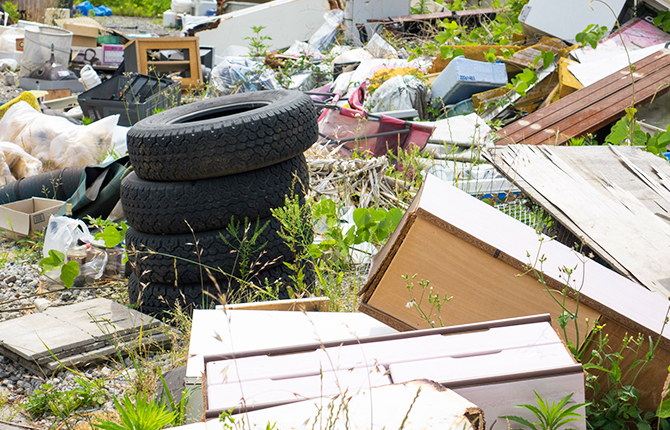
left=120, top=90, right=318, bottom=315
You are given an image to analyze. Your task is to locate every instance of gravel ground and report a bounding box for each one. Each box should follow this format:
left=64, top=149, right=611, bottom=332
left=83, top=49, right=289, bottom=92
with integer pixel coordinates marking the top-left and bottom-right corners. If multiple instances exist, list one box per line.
left=0, top=234, right=184, bottom=427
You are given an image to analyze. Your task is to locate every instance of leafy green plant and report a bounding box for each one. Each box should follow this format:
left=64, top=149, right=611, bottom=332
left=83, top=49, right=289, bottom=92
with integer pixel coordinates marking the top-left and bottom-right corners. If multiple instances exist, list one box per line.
left=157, top=373, right=196, bottom=427
left=245, top=26, right=272, bottom=58
left=94, top=394, right=177, bottom=430
left=38, top=249, right=79, bottom=288
left=2, top=1, right=19, bottom=22
left=508, top=68, right=538, bottom=97
left=25, top=377, right=107, bottom=419
left=575, top=24, right=609, bottom=49
left=501, top=391, right=587, bottom=430
left=654, top=11, right=670, bottom=32
left=311, top=198, right=402, bottom=268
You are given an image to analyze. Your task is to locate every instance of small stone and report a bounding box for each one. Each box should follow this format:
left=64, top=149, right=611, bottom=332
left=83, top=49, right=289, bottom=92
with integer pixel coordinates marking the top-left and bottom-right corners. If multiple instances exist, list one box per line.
left=34, top=298, right=51, bottom=312
left=101, top=367, right=112, bottom=377
left=3, top=275, right=16, bottom=284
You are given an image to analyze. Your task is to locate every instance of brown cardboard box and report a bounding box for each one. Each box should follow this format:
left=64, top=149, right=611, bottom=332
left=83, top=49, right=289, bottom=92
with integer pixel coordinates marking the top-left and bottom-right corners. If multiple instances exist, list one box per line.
left=0, top=198, right=64, bottom=239
left=63, top=22, right=98, bottom=48
left=359, top=174, right=670, bottom=412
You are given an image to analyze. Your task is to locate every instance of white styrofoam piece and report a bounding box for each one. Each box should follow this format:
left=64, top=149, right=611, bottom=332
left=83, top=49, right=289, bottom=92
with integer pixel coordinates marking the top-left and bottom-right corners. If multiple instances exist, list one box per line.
left=192, top=0, right=329, bottom=56
left=416, top=113, right=491, bottom=147
left=186, top=310, right=396, bottom=381
left=418, top=174, right=670, bottom=346
left=455, top=372, right=586, bottom=430
left=226, top=380, right=481, bottom=430
left=568, top=43, right=665, bottom=87
left=205, top=321, right=560, bottom=386
left=206, top=365, right=390, bottom=412
left=389, top=343, right=575, bottom=383
left=518, top=0, right=626, bottom=44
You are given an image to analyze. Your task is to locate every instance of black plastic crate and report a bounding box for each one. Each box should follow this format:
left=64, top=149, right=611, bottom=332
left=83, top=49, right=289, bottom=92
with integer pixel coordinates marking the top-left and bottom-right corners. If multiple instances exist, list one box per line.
left=78, top=73, right=181, bottom=127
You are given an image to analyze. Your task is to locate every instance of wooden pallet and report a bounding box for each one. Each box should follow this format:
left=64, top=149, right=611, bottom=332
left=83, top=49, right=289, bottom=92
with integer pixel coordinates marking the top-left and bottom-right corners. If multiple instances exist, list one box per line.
left=495, top=49, right=670, bottom=146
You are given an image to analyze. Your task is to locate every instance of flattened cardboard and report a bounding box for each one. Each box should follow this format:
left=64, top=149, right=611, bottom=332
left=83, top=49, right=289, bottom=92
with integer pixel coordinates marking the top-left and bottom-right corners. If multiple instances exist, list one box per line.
left=0, top=197, right=63, bottom=237
left=359, top=174, right=670, bottom=411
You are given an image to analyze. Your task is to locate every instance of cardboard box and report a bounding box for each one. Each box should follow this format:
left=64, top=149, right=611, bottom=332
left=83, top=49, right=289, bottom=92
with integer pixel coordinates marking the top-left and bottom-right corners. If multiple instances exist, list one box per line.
left=63, top=22, right=98, bottom=48
left=359, top=174, right=670, bottom=412
left=0, top=198, right=64, bottom=238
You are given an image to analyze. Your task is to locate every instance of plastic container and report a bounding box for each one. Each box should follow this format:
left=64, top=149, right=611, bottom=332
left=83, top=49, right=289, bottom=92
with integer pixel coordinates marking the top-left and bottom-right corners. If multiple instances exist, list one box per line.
left=78, top=64, right=101, bottom=90
left=430, top=56, right=508, bottom=104
left=78, top=72, right=181, bottom=126
left=19, top=25, right=73, bottom=78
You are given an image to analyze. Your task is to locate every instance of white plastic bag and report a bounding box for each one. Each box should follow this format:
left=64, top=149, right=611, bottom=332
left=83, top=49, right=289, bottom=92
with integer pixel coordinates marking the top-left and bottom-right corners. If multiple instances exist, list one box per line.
left=0, top=153, right=14, bottom=185
left=365, top=33, right=399, bottom=59
left=43, top=215, right=91, bottom=259
left=365, top=75, right=429, bottom=116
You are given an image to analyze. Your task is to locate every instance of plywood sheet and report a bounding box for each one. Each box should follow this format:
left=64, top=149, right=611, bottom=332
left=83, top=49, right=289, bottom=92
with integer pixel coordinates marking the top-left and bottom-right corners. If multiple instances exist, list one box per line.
left=486, top=145, right=670, bottom=297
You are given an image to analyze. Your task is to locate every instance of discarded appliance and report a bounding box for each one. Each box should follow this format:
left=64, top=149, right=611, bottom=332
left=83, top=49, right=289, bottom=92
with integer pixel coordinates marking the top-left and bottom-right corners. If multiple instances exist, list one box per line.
left=518, top=0, right=626, bottom=43
left=185, top=308, right=397, bottom=421
left=0, top=298, right=169, bottom=374
left=359, top=173, right=670, bottom=411
left=496, top=49, right=670, bottom=145
left=186, top=0, right=330, bottom=58
left=431, top=56, right=507, bottom=104
left=229, top=380, right=485, bottom=430
left=78, top=72, right=181, bottom=127
left=124, top=37, right=203, bottom=92
left=486, top=145, right=670, bottom=299
left=26, top=45, right=77, bottom=83
left=202, top=313, right=585, bottom=430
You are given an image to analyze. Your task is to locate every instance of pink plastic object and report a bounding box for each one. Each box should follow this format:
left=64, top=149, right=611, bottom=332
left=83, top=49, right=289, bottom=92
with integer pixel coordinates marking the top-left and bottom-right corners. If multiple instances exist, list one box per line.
left=317, top=81, right=434, bottom=158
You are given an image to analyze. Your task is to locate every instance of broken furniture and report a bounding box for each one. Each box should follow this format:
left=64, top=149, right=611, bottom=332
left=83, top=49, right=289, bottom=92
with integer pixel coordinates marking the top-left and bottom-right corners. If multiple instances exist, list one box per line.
left=229, top=380, right=485, bottom=430
left=123, top=37, right=203, bottom=92
left=202, top=313, right=585, bottom=430
left=0, top=298, right=169, bottom=374
left=185, top=308, right=397, bottom=422
left=359, top=173, right=670, bottom=411
left=495, top=49, right=670, bottom=146
left=486, top=145, right=670, bottom=298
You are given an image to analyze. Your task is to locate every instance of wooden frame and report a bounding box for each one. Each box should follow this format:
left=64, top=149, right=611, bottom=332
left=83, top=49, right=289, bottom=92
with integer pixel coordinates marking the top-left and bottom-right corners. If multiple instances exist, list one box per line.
left=123, top=37, right=203, bottom=93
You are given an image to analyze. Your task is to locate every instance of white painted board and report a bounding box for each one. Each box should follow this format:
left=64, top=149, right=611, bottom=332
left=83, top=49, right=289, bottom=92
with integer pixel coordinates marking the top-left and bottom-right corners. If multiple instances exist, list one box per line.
left=518, top=0, right=626, bottom=44
left=186, top=310, right=396, bottom=382
left=193, top=0, right=329, bottom=55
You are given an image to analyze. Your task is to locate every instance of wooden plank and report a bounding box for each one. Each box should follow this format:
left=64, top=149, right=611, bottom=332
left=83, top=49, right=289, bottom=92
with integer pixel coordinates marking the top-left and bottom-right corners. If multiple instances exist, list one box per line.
left=489, top=145, right=670, bottom=295
left=496, top=50, right=670, bottom=144
left=498, top=50, right=667, bottom=137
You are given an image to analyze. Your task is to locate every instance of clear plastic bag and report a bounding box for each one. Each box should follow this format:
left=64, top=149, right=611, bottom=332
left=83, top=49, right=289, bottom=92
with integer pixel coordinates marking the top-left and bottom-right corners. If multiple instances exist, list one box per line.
left=365, top=33, right=399, bottom=59
left=0, top=101, right=118, bottom=168
left=207, top=57, right=281, bottom=97
left=365, top=75, right=429, bottom=117
left=0, top=141, right=43, bottom=180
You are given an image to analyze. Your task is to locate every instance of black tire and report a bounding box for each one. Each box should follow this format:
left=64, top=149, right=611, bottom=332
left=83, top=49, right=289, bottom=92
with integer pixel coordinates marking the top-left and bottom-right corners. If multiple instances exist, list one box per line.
left=128, top=263, right=317, bottom=315
left=121, top=155, right=309, bottom=234
left=127, top=90, right=318, bottom=181
left=126, top=216, right=313, bottom=284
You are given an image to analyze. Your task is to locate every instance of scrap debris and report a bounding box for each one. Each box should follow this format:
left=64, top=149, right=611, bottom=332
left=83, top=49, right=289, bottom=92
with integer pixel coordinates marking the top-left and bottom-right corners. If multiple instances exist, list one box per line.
left=2, top=0, right=670, bottom=429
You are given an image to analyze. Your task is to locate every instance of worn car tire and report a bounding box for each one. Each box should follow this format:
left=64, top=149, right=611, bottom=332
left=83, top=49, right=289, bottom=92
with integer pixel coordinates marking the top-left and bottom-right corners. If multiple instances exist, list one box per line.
left=127, top=90, right=318, bottom=181
left=126, top=216, right=313, bottom=284
left=121, top=154, right=309, bottom=234
left=128, top=263, right=316, bottom=315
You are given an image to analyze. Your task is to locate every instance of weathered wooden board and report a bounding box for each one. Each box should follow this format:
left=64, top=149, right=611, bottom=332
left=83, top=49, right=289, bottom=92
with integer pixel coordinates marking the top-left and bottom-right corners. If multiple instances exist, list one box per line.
left=495, top=49, right=670, bottom=145
left=486, top=145, right=670, bottom=297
